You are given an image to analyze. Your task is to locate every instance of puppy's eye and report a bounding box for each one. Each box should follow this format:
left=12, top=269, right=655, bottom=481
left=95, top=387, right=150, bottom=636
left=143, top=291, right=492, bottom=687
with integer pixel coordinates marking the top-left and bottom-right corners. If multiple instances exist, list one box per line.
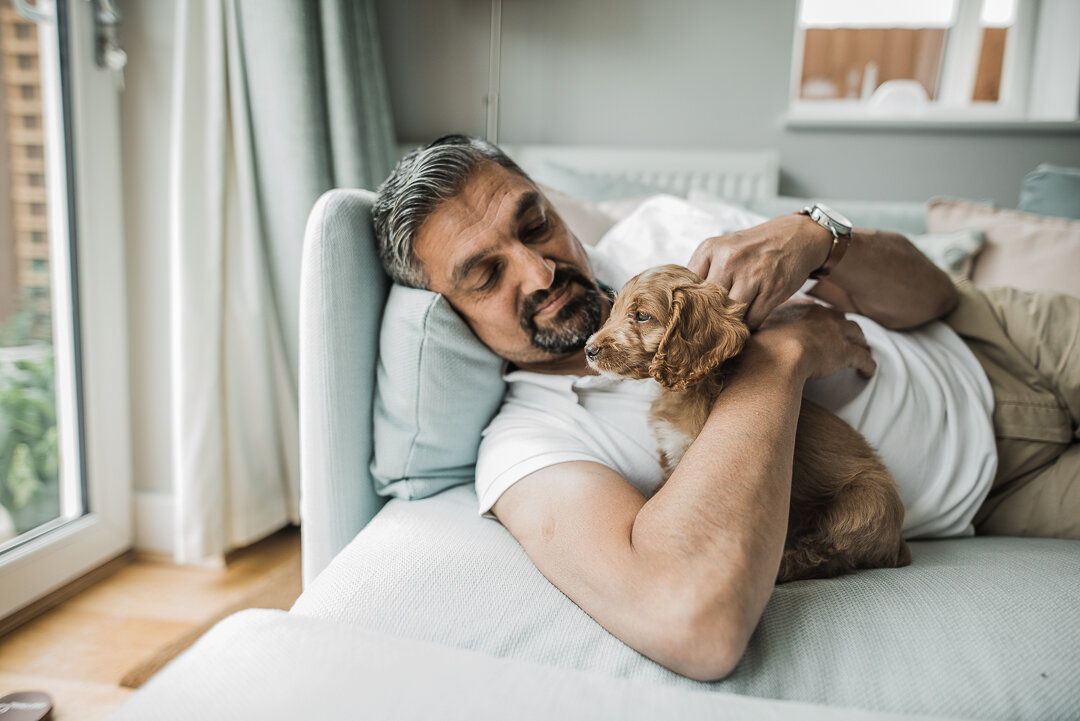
left=635, top=311, right=652, bottom=322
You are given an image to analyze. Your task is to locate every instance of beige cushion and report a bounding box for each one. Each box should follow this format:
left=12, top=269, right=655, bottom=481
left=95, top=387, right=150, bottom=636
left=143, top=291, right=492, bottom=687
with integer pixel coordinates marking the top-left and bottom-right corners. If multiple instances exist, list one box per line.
left=927, top=198, right=1080, bottom=298
left=537, top=183, right=617, bottom=247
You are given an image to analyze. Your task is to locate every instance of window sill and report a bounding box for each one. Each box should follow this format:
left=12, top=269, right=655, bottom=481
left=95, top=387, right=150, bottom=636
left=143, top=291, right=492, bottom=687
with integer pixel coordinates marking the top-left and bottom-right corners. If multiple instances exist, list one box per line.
left=784, top=110, right=1080, bottom=133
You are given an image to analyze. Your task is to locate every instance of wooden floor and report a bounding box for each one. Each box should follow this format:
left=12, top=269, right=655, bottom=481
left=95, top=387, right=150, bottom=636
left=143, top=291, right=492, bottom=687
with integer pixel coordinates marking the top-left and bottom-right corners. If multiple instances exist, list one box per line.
left=0, top=526, right=301, bottom=720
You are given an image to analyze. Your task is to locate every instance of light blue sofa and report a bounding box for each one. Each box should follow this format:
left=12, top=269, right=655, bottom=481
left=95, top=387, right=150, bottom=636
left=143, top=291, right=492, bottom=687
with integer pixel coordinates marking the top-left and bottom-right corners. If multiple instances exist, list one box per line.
left=114, top=172, right=1080, bottom=720
left=290, top=185, right=1079, bottom=720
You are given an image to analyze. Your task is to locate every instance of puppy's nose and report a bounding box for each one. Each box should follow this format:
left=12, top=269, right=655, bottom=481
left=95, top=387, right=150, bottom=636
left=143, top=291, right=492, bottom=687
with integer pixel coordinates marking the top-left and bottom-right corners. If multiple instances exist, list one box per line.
left=585, top=343, right=600, bottom=359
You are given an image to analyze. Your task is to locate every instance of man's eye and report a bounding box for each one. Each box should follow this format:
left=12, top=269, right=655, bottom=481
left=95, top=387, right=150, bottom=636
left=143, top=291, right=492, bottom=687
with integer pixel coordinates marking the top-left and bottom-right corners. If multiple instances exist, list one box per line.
left=524, top=217, right=550, bottom=240
left=476, top=265, right=501, bottom=292
left=635, top=311, right=652, bottom=322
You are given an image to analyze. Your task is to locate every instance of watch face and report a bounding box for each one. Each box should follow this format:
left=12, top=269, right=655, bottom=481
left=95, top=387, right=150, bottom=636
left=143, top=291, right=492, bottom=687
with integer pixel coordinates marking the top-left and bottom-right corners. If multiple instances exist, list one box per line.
left=813, top=203, right=853, bottom=233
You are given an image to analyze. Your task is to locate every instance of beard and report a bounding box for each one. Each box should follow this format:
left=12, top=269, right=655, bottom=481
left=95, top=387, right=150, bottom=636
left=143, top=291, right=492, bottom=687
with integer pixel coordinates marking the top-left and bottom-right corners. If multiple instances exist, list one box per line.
left=520, top=266, right=605, bottom=355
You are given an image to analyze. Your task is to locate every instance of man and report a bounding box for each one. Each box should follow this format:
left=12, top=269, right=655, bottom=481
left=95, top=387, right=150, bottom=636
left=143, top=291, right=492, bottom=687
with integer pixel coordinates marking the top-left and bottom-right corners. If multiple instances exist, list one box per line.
left=372, top=135, right=1079, bottom=681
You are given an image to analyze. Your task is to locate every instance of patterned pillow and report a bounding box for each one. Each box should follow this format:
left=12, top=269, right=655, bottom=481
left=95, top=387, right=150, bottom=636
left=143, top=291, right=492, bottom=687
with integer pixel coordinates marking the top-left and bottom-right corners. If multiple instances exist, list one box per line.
left=907, top=229, right=986, bottom=280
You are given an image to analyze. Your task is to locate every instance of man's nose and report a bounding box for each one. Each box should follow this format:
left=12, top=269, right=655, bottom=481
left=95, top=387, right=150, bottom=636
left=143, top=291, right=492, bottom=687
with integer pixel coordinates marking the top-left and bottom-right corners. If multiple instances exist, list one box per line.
left=515, top=245, right=555, bottom=295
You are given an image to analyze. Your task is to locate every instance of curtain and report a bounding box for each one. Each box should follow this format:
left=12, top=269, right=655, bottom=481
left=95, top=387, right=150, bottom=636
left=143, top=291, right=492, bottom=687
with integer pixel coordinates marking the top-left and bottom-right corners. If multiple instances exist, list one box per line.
left=169, top=0, right=396, bottom=563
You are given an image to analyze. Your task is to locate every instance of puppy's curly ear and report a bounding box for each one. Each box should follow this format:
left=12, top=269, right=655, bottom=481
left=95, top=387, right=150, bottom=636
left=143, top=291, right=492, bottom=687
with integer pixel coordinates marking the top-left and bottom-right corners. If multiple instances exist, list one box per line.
left=648, top=283, right=749, bottom=391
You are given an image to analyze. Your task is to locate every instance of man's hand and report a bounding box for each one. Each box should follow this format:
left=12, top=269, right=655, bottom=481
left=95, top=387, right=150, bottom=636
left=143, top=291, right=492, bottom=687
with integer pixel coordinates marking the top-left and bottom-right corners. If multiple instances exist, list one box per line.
left=688, top=213, right=959, bottom=332
left=754, top=299, right=877, bottom=381
left=687, top=214, right=832, bottom=330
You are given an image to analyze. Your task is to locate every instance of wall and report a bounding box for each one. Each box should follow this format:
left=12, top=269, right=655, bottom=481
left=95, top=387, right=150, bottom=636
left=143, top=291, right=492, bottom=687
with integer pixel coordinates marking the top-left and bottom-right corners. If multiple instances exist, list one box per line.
left=375, top=0, right=1080, bottom=204
left=118, top=0, right=176, bottom=541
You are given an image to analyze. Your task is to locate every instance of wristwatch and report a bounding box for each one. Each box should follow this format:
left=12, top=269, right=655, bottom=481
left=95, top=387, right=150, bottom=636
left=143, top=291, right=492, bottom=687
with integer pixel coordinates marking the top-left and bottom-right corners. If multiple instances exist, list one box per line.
left=798, top=203, right=852, bottom=279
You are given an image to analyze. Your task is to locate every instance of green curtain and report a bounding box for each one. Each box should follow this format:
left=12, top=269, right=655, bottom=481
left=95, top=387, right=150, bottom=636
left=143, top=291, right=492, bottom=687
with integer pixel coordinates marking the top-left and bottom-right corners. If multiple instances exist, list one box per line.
left=171, top=0, right=395, bottom=562
left=231, top=0, right=396, bottom=378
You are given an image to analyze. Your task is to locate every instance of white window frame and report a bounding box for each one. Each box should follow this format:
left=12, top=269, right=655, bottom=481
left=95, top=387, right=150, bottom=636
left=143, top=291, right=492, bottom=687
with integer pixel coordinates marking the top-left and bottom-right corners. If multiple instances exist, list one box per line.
left=0, top=0, right=132, bottom=621
left=786, top=0, right=1080, bottom=129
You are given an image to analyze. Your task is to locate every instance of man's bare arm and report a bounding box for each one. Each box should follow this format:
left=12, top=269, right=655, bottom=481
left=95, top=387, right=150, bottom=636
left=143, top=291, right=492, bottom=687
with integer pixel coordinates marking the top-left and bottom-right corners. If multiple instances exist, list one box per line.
left=687, top=214, right=957, bottom=330
left=492, top=307, right=875, bottom=680
left=809, top=227, right=957, bottom=330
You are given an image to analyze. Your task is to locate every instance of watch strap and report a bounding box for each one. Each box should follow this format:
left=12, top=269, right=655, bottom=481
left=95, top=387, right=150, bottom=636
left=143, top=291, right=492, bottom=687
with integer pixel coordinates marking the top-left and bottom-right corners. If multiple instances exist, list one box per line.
left=799, top=207, right=851, bottom=279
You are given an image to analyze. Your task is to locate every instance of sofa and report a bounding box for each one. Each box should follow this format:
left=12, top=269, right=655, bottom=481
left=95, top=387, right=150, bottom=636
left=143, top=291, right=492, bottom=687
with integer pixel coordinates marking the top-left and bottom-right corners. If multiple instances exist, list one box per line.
left=111, top=157, right=1080, bottom=720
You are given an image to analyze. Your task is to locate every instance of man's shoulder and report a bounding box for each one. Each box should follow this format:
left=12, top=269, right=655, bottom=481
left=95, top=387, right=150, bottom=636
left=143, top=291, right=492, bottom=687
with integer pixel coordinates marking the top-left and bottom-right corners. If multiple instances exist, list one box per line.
left=485, top=370, right=582, bottom=430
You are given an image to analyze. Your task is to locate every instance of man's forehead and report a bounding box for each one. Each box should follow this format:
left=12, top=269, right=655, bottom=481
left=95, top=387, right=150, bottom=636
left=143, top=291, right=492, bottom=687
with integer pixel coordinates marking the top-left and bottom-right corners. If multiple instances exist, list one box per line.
left=413, top=163, right=541, bottom=287
left=448, top=161, right=535, bottom=213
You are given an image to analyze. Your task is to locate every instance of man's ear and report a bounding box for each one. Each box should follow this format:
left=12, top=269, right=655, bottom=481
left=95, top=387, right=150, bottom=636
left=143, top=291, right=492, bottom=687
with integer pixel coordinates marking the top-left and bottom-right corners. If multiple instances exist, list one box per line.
left=648, top=283, right=749, bottom=391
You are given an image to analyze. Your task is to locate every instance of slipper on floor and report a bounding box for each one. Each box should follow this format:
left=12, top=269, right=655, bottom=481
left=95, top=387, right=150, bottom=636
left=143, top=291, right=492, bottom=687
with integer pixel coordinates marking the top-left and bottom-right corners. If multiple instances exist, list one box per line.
left=0, top=691, right=53, bottom=721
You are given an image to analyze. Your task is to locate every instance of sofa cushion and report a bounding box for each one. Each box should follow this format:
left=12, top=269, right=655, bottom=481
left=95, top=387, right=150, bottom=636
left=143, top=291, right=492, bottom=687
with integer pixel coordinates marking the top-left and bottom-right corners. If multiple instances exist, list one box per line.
left=1018, top=163, right=1080, bottom=220
left=927, top=198, right=1080, bottom=298
left=369, top=287, right=505, bottom=499
left=293, top=485, right=1080, bottom=720
left=112, top=609, right=922, bottom=721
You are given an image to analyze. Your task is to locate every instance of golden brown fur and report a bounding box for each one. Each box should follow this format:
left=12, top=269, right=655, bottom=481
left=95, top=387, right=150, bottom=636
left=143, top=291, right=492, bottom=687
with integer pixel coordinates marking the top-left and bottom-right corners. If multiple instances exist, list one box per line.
left=586, top=264, right=911, bottom=583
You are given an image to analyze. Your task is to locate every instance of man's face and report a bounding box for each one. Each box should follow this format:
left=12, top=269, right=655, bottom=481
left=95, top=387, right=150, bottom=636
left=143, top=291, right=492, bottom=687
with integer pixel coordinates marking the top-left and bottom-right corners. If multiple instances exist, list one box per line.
left=412, top=161, right=607, bottom=369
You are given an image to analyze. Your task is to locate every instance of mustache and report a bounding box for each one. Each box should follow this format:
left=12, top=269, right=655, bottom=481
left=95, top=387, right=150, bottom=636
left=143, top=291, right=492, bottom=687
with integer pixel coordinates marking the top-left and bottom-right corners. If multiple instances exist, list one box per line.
left=521, top=266, right=594, bottom=320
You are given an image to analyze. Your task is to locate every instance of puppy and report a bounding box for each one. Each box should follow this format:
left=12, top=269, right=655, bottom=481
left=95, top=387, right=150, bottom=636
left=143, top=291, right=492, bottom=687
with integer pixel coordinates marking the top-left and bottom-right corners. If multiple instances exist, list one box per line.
left=586, top=264, right=911, bottom=583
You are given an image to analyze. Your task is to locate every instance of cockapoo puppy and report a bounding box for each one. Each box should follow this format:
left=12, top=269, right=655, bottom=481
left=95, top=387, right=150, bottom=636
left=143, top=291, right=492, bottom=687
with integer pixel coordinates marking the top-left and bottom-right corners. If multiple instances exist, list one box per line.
left=585, top=264, right=911, bottom=582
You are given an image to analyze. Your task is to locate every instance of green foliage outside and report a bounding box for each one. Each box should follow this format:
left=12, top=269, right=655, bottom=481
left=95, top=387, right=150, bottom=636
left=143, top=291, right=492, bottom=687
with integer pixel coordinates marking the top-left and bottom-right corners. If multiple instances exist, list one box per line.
left=0, top=306, right=62, bottom=539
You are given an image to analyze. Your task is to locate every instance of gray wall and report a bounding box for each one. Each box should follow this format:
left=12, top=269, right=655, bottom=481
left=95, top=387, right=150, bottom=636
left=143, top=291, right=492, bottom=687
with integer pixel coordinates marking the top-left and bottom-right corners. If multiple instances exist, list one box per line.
left=119, top=0, right=176, bottom=499
left=375, top=0, right=1080, bottom=205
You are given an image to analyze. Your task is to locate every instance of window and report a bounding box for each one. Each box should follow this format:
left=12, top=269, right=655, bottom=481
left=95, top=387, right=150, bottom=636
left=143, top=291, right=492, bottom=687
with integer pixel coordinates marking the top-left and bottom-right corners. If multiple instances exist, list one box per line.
left=788, top=0, right=1080, bottom=126
left=1, top=0, right=131, bottom=625
left=797, top=3, right=951, bottom=103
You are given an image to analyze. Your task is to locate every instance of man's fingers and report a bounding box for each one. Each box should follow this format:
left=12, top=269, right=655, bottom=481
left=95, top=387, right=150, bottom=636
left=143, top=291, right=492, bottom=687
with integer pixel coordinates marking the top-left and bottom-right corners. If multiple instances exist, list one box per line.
left=844, top=319, right=870, bottom=349
left=691, top=239, right=717, bottom=278
left=853, top=347, right=877, bottom=378
left=705, top=264, right=734, bottom=293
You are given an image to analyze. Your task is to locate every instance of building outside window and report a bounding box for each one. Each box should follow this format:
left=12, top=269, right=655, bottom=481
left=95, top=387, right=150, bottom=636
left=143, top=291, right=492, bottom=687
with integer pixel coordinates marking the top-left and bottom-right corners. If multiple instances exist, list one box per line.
left=0, top=0, right=61, bottom=548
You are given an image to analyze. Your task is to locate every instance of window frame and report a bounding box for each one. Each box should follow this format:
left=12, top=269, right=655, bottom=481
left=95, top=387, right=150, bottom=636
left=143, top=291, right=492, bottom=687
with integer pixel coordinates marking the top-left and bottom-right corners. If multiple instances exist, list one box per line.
left=0, top=0, right=132, bottom=621
left=785, top=0, right=1079, bottom=129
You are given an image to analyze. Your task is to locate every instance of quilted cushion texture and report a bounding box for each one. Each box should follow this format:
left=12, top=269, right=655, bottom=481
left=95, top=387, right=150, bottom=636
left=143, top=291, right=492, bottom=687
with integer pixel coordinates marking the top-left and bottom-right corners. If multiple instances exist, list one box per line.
left=293, top=486, right=1080, bottom=720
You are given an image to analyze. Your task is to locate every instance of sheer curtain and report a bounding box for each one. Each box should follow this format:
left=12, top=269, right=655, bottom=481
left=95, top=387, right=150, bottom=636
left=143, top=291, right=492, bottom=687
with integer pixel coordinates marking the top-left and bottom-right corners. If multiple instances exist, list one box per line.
left=169, top=0, right=395, bottom=563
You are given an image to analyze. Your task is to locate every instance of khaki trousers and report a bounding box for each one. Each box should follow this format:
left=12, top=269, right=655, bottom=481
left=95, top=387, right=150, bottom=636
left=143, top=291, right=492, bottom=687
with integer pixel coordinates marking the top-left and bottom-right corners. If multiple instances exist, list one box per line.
left=942, top=281, right=1079, bottom=539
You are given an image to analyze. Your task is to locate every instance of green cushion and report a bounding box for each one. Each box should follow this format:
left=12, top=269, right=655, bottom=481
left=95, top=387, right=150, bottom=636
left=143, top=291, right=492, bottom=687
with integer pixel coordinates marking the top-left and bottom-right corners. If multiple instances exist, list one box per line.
left=907, top=229, right=986, bottom=278
left=369, top=286, right=506, bottom=499
left=529, top=161, right=679, bottom=202
left=1018, top=163, right=1080, bottom=220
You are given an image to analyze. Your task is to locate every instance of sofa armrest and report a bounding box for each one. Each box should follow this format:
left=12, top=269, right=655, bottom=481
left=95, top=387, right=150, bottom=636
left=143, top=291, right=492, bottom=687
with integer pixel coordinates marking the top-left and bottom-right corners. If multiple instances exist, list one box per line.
left=299, top=189, right=389, bottom=586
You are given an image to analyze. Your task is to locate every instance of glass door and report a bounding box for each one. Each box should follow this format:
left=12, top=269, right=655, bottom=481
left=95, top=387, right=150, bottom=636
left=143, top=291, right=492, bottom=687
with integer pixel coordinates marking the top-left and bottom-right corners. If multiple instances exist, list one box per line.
left=0, top=0, right=84, bottom=554
left=0, top=0, right=131, bottom=625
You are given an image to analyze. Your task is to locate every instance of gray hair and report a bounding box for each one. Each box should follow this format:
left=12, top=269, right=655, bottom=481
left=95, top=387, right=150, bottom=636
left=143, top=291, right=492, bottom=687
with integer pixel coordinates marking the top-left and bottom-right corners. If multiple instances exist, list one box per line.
left=372, top=135, right=529, bottom=288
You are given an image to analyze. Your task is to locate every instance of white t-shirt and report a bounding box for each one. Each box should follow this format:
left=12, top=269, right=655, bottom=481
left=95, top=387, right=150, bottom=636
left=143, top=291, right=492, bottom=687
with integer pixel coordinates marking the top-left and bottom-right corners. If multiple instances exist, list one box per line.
left=475, top=196, right=998, bottom=539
